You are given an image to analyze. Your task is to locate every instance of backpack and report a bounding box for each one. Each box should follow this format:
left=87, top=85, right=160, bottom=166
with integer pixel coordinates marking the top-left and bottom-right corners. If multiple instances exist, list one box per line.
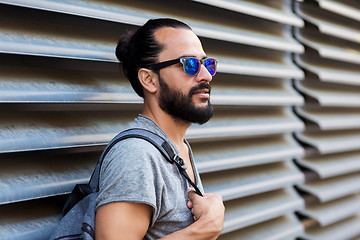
left=50, top=128, right=202, bottom=240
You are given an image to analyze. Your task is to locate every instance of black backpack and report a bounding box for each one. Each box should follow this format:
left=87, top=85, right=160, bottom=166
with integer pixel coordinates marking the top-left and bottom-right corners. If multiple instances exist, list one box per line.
left=50, top=128, right=202, bottom=240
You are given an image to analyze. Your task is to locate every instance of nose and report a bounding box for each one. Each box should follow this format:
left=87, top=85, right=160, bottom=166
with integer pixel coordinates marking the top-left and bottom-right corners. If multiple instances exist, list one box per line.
left=196, top=64, right=212, bottom=83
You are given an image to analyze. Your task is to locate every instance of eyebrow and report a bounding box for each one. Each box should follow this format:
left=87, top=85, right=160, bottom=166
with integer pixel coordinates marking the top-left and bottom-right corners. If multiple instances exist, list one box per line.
left=177, top=55, right=207, bottom=60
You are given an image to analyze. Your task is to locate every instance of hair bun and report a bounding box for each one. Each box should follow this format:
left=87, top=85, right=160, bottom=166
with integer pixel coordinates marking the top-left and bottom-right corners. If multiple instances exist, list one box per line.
left=115, top=36, right=130, bottom=63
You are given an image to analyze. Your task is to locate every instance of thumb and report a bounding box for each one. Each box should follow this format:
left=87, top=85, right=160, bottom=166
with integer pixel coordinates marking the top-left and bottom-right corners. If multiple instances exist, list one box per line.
left=188, top=188, right=202, bottom=202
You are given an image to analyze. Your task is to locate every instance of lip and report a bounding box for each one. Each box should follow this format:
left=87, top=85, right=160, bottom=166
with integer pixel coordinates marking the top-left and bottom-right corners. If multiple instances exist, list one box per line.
left=193, top=88, right=210, bottom=94
left=194, top=93, right=210, bottom=98
left=192, top=89, right=210, bottom=98
left=190, top=84, right=211, bottom=99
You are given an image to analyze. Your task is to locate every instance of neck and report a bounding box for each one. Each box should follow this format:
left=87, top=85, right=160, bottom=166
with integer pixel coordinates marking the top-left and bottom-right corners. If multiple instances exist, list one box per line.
left=142, top=103, right=190, bottom=146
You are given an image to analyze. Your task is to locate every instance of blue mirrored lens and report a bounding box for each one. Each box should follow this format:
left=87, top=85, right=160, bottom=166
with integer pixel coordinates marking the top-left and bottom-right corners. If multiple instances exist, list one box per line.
left=184, top=58, right=200, bottom=76
left=204, top=58, right=216, bottom=76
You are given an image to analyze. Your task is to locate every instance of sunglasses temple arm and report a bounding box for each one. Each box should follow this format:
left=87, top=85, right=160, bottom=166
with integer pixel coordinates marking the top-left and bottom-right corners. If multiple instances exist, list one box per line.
left=147, top=58, right=180, bottom=71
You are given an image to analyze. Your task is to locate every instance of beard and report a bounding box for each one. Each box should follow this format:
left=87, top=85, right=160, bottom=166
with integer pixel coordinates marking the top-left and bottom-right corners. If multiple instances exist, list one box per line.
left=158, top=74, right=213, bottom=125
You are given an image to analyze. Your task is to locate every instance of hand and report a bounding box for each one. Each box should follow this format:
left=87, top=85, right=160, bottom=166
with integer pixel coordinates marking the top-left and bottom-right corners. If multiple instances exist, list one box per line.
left=187, top=189, right=225, bottom=238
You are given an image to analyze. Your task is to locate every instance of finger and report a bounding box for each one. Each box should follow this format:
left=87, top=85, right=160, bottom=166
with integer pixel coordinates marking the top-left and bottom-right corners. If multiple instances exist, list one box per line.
left=187, top=199, right=193, bottom=209
left=191, top=208, right=198, bottom=221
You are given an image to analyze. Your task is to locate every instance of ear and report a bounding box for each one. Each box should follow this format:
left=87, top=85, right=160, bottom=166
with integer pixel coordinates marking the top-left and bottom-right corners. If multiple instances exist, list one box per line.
left=138, top=68, right=157, bottom=94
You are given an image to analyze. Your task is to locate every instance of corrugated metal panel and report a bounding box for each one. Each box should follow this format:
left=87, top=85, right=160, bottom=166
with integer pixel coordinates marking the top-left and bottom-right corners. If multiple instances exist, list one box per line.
left=294, top=0, right=360, bottom=43
left=0, top=66, right=140, bottom=105
left=1, top=0, right=304, bottom=52
left=0, top=199, right=60, bottom=240
left=188, top=108, right=304, bottom=141
left=294, top=81, right=360, bottom=106
left=315, top=0, right=360, bottom=21
left=0, top=0, right=305, bottom=80
left=212, top=76, right=304, bottom=106
left=295, top=107, right=360, bottom=130
left=0, top=0, right=305, bottom=239
left=298, top=194, right=360, bottom=226
left=0, top=112, right=134, bottom=154
left=293, top=27, right=360, bottom=64
left=192, top=0, right=304, bottom=27
left=2, top=0, right=358, bottom=239
left=293, top=0, right=360, bottom=239
left=202, top=161, right=304, bottom=201
left=295, top=130, right=360, bottom=154
left=221, top=188, right=304, bottom=233
left=302, top=214, right=360, bottom=240
left=194, top=134, right=303, bottom=173
left=296, top=173, right=360, bottom=202
left=296, top=150, right=360, bottom=178
left=0, top=153, right=97, bottom=205
left=219, top=214, right=304, bottom=240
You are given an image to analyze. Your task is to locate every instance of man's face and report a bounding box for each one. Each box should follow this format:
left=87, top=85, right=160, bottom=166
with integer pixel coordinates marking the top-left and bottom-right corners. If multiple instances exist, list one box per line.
left=154, top=28, right=214, bottom=124
left=158, top=74, right=213, bottom=124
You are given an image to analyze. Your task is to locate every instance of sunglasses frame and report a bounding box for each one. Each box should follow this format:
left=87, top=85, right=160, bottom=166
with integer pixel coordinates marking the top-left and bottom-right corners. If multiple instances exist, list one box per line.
left=146, top=57, right=217, bottom=77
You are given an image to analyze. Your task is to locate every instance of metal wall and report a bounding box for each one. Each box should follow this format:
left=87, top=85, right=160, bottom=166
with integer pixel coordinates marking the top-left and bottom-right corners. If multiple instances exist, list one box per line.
left=0, top=0, right=359, bottom=239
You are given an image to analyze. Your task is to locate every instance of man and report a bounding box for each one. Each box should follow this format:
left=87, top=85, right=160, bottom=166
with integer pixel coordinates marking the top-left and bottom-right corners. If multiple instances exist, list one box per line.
left=95, top=18, right=225, bottom=240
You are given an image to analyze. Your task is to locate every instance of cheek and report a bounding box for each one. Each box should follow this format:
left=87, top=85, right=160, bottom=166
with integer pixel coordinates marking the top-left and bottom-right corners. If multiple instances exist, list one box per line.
left=162, top=66, right=198, bottom=96
left=162, top=70, right=190, bottom=92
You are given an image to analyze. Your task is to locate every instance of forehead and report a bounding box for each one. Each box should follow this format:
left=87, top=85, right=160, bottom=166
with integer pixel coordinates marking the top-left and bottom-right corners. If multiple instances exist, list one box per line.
left=154, top=27, right=206, bottom=60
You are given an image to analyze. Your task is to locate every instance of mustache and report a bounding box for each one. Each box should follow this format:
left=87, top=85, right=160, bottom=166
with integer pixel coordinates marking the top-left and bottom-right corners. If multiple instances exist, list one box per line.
left=189, top=83, right=211, bottom=95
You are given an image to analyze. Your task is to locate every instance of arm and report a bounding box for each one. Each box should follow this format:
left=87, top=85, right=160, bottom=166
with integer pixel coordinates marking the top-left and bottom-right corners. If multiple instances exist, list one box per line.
left=95, top=190, right=225, bottom=240
left=95, top=202, right=152, bottom=240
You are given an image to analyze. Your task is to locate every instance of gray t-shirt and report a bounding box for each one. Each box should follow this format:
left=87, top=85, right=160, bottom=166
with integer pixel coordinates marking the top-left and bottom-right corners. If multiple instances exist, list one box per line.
left=96, top=115, right=203, bottom=239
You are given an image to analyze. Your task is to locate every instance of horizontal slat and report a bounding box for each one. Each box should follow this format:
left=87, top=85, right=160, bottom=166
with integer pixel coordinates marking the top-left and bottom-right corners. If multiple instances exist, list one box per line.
left=296, top=150, right=360, bottom=178
left=0, top=154, right=96, bottom=205
left=295, top=130, right=360, bottom=154
left=296, top=173, right=360, bottom=202
left=217, top=56, right=304, bottom=79
left=0, top=66, right=140, bottom=104
left=0, top=0, right=304, bottom=53
left=192, top=0, right=304, bottom=27
left=295, top=1, right=360, bottom=43
left=303, top=214, right=360, bottom=240
left=315, top=0, right=360, bottom=21
left=211, top=76, right=304, bottom=106
left=294, top=27, right=360, bottom=64
left=294, top=54, right=360, bottom=86
left=0, top=112, right=133, bottom=154
left=295, top=106, right=360, bottom=130
left=222, top=188, right=304, bottom=233
left=0, top=199, right=60, bottom=240
left=294, top=80, right=360, bottom=106
left=219, top=214, right=304, bottom=240
left=212, top=89, right=303, bottom=106
left=298, top=194, right=360, bottom=226
left=201, top=161, right=304, bottom=201
left=0, top=32, right=116, bottom=62
left=188, top=108, right=304, bottom=141
left=194, top=134, right=304, bottom=173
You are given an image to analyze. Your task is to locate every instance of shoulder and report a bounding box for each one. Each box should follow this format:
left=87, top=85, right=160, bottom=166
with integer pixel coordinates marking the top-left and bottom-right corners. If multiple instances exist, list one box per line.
left=101, top=137, right=165, bottom=172
left=108, top=137, right=163, bottom=158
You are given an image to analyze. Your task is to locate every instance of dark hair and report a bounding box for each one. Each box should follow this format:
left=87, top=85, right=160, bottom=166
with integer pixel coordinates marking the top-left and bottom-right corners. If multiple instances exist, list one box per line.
left=115, top=18, right=192, bottom=98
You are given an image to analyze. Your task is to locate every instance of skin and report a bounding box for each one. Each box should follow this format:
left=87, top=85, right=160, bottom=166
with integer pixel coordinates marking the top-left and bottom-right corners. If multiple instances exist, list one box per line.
left=95, top=27, right=225, bottom=240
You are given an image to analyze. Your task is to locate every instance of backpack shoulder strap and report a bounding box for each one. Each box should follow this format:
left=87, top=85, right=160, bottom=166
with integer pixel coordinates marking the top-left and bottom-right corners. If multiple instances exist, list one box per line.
left=89, top=128, right=203, bottom=196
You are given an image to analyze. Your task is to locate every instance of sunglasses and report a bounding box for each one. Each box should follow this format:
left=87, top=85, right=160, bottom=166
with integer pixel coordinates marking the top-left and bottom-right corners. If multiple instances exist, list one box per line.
left=146, top=57, right=217, bottom=77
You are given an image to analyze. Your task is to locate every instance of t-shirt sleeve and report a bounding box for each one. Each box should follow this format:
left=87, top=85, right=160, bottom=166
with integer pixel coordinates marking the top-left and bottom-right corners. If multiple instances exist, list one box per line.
left=96, top=138, right=164, bottom=225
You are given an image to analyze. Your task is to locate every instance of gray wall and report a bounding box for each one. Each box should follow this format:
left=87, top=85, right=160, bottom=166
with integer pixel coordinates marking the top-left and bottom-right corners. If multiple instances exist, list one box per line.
left=0, top=0, right=360, bottom=239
